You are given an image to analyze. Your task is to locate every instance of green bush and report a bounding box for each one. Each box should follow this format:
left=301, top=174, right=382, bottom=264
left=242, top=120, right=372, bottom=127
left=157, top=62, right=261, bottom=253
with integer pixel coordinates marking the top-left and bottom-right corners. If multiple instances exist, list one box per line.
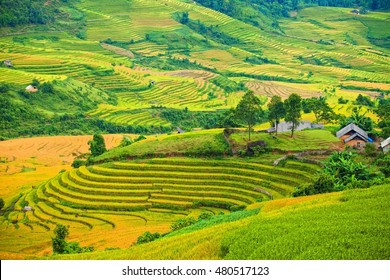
left=171, top=217, right=197, bottom=231
left=136, top=231, right=161, bottom=245
left=365, top=143, right=379, bottom=157
left=230, top=205, right=246, bottom=212
left=376, top=154, right=390, bottom=177
left=293, top=151, right=372, bottom=196
left=0, top=198, right=4, bottom=210
left=198, top=212, right=214, bottom=221
left=71, top=159, right=86, bottom=168
left=52, top=224, right=94, bottom=254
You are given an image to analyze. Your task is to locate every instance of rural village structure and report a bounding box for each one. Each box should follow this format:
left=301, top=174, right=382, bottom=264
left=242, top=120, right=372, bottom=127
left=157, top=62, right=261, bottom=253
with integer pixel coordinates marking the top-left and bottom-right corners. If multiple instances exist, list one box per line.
left=336, top=123, right=372, bottom=148
left=380, top=137, right=390, bottom=153
left=266, top=121, right=324, bottom=133
left=25, top=85, right=38, bottom=92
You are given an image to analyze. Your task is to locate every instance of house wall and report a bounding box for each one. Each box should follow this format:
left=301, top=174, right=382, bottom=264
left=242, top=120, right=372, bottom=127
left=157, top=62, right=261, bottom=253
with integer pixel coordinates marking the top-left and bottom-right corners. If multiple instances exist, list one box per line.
left=345, top=139, right=366, bottom=149
left=383, top=146, right=389, bottom=154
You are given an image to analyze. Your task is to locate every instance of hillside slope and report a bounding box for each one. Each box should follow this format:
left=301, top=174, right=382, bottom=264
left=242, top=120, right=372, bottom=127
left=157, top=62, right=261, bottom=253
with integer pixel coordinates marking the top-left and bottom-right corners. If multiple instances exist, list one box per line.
left=0, top=0, right=389, bottom=138
left=47, top=184, right=390, bottom=260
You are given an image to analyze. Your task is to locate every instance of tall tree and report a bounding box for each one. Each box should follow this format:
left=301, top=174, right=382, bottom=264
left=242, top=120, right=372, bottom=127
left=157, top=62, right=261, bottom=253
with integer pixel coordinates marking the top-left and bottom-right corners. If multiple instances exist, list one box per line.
left=235, top=90, right=263, bottom=141
left=306, top=97, right=336, bottom=124
left=268, top=95, right=285, bottom=135
left=340, top=107, right=374, bottom=133
left=375, top=98, right=390, bottom=137
left=88, top=134, right=106, bottom=157
left=284, top=93, right=302, bottom=137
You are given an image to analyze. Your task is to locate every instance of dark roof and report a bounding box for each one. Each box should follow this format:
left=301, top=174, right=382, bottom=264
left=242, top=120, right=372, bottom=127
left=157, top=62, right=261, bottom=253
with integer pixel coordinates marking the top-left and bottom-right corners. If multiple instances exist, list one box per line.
left=336, top=123, right=368, bottom=139
left=343, top=133, right=368, bottom=143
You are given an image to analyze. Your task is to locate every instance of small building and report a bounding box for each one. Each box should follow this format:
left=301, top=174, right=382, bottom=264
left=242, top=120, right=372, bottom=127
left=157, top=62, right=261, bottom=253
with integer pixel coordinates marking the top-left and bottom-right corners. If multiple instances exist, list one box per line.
left=23, top=206, right=33, bottom=212
left=25, top=85, right=38, bottom=92
left=177, top=127, right=185, bottom=134
left=265, top=121, right=324, bottom=133
left=3, top=60, right=13, bottom=67
left=336, top=123, right=372, bottom=148
left=380, top=137, right=390, bottom=154
left=351, top=9, right=360, bottom=14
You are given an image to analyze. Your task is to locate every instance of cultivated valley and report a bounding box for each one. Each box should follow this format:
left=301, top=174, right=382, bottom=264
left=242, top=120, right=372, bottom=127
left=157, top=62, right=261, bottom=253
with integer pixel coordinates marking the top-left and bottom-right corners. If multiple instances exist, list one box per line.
left=0, top=0, right=389, bottom=260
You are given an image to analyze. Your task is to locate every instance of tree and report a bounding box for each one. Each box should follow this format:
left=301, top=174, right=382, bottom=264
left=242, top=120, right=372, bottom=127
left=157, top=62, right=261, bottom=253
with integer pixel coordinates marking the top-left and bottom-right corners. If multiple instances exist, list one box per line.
left=179, top=12, right=189, bottom=24
left=88, top=134, right=106, bottom=157
left=306, top=97, right=336, bottom=124
left=0, top=198, right=4, bottom=210
left=31, top=78, right=40, bottom=88
left=235, top=90, right=263, bottom=141
left=340, top=107, right=374, bottom=133
left=220, top=108, right=239, bottom=128
left=284, top=93, right=302, bottom=137
left=375, top=99, right=390, bottom=137
left=293, top=151, right=372, bottom=197
left=267, top=95, right=285, bottom=135
left=52, top=224, right=69, bottom=254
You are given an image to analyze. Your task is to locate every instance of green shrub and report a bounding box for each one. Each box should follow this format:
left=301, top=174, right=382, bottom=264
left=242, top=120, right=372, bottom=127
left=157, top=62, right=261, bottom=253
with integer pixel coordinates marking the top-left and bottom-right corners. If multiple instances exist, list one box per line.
left=71, top=159, right=86, bottom=168
left=119, top=136, right=133, bottom=147
left=376, top=154, right=390, bottom=177
left=198, top=212, right=214, bottom=221
left=0, top=198, right=4, bottom=210
left=230, top=205, right=246, bottom=212
left=171, top=217, right=197, bottom=231
left=365, top=143, right=379, bottom=157
left=52, top=224, right=94, bottom=254
left=136, top=231, right=161, bottom=245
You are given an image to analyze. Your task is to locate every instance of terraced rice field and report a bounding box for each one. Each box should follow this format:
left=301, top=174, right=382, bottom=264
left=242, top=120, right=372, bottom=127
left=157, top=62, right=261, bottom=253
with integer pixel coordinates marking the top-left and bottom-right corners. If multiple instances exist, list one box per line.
left=0, top=135, right=128, bottom=199
left=1, top=1, right=387, bottom=126
left=1, top=157, right=318, bottom=257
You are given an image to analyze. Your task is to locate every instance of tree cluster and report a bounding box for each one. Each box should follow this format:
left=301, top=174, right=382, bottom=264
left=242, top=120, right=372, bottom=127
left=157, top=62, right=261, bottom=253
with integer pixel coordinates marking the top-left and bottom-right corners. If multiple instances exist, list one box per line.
left=52, top=224, right=94, bottom=255
left=0, top=0, right=56, bottom=27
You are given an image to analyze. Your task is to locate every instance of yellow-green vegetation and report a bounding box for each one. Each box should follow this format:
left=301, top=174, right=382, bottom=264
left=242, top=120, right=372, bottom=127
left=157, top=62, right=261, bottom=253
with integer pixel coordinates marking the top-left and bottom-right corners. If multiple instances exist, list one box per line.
left=1, top=154, right=319, bottom=258
left=45, top=184, right=390, bottom=260
left=92, top=129, right=231, bottom=162
left=1, top=0, right=389, bottom=261
left=230, top=129, right=341, bottom=151
left=1, top=1, right=389, bottom=139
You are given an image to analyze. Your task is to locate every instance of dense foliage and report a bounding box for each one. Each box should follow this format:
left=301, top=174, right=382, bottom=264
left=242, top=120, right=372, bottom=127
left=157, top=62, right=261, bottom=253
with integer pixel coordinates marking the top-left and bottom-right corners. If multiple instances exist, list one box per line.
left=293, top=151, right=375, bottom=196
left=195, top=0, right=390, bottom=31
left=158, top=107, right=230, bottom=131
left=267, top=95, right=285, bottom=135
left=284, top=93, right=302, bottom=137
left=88, top=134, right=107, bottom=157
left=52, top=224, right=94, bottom=254
left=0, top=0, right=56, bottom=27
left=235, top=91, right=264, bottom=140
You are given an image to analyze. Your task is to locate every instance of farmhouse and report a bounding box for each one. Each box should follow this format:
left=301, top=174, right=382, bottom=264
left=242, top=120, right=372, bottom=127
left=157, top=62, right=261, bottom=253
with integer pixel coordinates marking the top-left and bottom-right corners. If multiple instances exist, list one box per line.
left=380, top=137, right=390, bottom=153
left=266, top=121, right=324, bottom=133
left=336, top=123, right=372, bottom=148
left=23, top=206, right=32, bottom=212
left=3, top=59, right=13, bottom=67
left=177, top=127, right=185, bottom=134
left=25, top=85, right=38, bottom=92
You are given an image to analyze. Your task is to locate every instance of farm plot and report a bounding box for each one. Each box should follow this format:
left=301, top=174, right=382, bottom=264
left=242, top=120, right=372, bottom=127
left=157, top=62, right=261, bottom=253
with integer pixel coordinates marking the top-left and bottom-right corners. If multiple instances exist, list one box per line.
left=0, top=135, right=127, bottom=199
left=1, top=155, right=317, bottom=258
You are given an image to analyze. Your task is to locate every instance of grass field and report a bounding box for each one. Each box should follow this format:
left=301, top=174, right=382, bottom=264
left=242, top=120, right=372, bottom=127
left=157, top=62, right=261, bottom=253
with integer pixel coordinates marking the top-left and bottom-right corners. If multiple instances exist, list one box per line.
left=230, top=130, right=342, bottom=152
left=44, top=184, right=390, bottom=260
